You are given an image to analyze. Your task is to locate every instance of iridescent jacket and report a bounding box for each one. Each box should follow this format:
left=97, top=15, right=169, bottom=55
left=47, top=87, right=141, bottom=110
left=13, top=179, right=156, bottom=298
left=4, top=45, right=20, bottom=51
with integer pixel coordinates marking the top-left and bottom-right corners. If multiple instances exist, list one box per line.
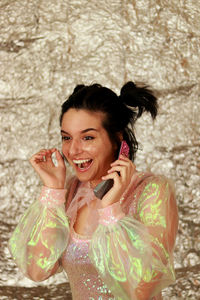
left=9, top=172, right=178, bottom=300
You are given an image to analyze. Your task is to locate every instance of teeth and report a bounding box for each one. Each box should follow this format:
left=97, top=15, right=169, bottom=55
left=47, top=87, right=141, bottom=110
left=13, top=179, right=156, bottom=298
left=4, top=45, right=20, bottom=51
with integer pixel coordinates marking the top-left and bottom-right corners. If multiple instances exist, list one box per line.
left=73, top=159, right=91, bottom=164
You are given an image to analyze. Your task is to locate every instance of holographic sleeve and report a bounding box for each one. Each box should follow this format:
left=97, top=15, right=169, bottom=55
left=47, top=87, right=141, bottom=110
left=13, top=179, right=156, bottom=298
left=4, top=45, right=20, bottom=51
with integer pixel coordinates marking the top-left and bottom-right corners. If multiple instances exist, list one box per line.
left=89, top=176, right=178, bottom=300
left=8, top=186, right=70, bottom=281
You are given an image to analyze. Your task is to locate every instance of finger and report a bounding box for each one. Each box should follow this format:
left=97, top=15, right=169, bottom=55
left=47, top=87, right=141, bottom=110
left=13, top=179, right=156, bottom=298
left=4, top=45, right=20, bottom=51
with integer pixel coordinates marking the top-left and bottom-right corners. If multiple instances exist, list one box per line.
left=30, top=149, right=54, bottom=165
left=111, top=159, right=131, bottom=167
left=36, top=148, right=56, bottom=155
left=102, top=171, right=120, bottom=183
left=34, top=149, right=56, bottom=160
left=32, top=152, right=49, bottom=163
left=108, top=165, right=131, bottom=184
left=30, top=152, right=47, bottom=163
left=55, top=150, right=65, bottom=167
left=37, top=149, right=49, bottom=156
left=107, top=165, right=126, bottom=174
left=119, top=154, right=130, bottom=161
left=45, top=150, right=54, bottom=162
left=108, top=163, right=137, bottom=185
left=30, top=154, right=44, bottom=165
left=113, top=160, right=137, bottom=174
left=31, top=153, right=44, bottom=160
left=110, top=160, right=136, bottom=174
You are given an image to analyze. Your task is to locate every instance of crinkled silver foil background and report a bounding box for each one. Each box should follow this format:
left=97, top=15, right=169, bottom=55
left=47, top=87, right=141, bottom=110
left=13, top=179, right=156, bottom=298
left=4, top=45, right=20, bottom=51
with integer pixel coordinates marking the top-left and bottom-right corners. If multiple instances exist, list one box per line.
left=0, top=0, right=199, bottom=299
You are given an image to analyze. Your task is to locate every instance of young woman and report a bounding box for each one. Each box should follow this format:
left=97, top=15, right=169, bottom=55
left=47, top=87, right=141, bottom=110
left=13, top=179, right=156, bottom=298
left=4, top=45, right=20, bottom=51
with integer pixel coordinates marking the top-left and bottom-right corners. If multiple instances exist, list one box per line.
left=9, top=82, right=178, bottom=300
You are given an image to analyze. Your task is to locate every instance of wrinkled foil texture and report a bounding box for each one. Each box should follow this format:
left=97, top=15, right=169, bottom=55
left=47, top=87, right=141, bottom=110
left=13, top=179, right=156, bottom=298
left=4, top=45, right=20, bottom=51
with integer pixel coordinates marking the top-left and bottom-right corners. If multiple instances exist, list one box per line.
left=0, top=0, right=199, bottom=299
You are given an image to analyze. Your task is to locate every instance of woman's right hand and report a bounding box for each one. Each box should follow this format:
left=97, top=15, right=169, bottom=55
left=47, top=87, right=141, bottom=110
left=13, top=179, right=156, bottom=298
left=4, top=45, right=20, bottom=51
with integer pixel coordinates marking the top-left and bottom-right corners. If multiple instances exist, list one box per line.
left=29, top=148, right=66, bottom=189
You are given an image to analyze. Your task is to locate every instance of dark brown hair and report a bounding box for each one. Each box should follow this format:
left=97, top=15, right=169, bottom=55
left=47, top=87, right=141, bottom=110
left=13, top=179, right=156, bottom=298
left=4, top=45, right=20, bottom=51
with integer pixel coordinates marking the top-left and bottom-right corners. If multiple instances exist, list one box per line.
left=60, top=82, right=158, bottom=161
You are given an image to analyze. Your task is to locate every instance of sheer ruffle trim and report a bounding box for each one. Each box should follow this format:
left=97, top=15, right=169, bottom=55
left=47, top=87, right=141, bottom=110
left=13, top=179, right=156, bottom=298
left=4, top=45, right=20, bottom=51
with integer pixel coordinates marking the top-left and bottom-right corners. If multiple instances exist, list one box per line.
left=8, top=191, right=69, bottom=279
left=89, top=216, right=175, bottom=300
left=39, top=186, right=67, bottom=207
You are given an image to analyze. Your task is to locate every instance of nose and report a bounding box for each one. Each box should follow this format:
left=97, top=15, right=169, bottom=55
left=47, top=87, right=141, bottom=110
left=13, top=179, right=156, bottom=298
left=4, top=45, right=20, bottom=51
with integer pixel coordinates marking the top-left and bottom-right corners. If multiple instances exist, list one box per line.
left=68, top=139, right=82, bottom=156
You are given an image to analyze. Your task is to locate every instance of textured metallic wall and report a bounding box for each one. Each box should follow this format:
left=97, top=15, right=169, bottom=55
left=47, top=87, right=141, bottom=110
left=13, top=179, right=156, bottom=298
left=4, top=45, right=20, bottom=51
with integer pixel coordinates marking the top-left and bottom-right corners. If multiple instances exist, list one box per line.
left=0, top=1, right=199, bottom=299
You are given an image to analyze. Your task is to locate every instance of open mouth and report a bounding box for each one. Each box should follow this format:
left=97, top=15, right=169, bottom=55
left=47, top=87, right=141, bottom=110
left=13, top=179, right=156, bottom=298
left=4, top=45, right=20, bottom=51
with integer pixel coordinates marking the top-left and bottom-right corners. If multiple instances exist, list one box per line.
left=73, top=159, right=93, bottom=171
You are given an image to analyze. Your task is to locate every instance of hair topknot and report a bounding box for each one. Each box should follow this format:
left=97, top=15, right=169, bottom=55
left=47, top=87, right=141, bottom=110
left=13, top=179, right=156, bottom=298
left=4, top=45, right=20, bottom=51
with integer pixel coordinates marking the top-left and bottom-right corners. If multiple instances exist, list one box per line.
left=119, top=81, right=158, bottom=120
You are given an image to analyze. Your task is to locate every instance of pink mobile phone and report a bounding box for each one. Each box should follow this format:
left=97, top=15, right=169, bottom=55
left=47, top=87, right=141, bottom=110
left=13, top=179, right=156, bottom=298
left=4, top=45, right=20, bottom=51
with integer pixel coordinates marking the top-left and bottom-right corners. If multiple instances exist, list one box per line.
left=93, top=141, right=130, bottom=199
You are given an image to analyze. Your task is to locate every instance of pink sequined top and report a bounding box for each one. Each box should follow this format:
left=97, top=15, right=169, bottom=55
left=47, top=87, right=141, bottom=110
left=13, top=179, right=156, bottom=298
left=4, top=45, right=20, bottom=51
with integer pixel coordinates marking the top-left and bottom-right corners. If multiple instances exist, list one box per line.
left=9, top=172, right=178, bottom=300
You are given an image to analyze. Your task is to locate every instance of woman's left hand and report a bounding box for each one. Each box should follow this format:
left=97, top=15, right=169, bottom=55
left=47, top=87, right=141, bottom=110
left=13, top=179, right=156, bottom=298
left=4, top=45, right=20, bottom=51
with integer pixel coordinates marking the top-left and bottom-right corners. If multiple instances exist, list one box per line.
left=101, top=155, right=137, bottom=208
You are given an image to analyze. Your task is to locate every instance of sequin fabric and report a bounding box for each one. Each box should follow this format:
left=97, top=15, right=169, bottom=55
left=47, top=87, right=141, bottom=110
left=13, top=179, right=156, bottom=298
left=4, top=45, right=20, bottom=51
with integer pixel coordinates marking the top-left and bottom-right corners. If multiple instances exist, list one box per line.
left=62, top=229, right=114, bottom=300
left=9, top=172, right=178, bottom=299
left=39, top=186, right=67, bottom=207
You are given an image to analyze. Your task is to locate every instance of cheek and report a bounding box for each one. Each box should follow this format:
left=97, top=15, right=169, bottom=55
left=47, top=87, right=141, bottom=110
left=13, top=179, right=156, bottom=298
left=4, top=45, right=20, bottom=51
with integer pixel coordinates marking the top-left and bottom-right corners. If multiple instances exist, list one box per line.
left=81, top=142, right=100, bottom=154
left=86, top=144, right=98, bottom=154
left=62, top=144, right=69, bottom=157
left=62, top=143, right=98, bottom=157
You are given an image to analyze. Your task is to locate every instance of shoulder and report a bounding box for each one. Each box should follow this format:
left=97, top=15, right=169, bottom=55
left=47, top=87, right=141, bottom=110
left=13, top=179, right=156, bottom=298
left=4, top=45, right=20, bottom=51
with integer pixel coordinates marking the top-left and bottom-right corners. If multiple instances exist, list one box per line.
left=136, top=173, right=178, bottom=244
left=136, top=173, right=177, bottom=219
left=130, top=172, right=176, bottom=215
left=124, top=172, right=174, bottom=213
left=134, top=172, right=175, bottom=195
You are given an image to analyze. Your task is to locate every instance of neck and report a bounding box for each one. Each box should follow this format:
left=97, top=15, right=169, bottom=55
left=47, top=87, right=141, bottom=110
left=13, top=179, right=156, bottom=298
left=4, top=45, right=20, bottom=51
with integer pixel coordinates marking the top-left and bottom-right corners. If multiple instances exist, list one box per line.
left=89, top=179, right=101, bottom=189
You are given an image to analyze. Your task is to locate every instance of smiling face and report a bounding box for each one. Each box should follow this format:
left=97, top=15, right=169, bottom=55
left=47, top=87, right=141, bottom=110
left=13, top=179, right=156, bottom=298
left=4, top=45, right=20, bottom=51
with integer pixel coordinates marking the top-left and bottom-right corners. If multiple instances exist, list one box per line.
left=61, top=108, right=117, bottom=186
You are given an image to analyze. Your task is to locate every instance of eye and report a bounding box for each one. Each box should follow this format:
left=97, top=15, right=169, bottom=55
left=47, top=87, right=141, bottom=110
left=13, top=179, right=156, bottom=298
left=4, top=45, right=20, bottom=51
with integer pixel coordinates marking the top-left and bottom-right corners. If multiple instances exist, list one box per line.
left=61, top=136, right=71, bottom=141
left=83, top=136, right=94, bottom=141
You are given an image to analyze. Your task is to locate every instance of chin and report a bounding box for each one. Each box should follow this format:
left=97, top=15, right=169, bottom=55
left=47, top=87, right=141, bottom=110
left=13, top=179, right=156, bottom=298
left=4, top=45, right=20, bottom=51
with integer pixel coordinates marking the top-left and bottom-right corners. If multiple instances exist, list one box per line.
left=75, top=171, right=100, bottom=184
left=75, top=172, right=92, bottom=182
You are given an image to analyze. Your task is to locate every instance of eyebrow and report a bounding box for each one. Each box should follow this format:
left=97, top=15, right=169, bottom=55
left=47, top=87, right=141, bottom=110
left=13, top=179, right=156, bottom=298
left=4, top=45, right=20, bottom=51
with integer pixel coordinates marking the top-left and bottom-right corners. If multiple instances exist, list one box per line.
left=61, top=128, right=99, bottom=135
